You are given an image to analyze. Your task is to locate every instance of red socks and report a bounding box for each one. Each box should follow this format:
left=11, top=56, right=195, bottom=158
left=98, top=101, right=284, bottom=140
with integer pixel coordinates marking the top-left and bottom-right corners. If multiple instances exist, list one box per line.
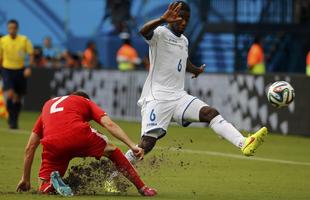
left=108, top=148, right=145, bottom=189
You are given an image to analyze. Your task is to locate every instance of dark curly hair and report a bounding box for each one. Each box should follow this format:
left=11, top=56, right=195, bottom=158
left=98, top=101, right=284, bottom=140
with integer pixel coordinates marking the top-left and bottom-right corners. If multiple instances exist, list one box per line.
left=175, top=1, right=190, bottom=12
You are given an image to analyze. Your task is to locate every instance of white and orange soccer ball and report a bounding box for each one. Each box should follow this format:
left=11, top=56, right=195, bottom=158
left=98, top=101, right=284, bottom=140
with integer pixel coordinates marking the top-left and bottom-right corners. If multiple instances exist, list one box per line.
left=267, top=81, right=295, bottom=108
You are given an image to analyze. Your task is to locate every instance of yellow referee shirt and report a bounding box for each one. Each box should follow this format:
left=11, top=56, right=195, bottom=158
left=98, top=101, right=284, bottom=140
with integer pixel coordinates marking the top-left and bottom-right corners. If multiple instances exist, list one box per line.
left=0, top=34, right=33, bottom=69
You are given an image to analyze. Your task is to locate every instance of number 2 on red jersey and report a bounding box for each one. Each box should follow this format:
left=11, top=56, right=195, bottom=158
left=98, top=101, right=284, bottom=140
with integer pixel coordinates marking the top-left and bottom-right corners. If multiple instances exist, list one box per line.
left=50, top=96, right=69, bottom=113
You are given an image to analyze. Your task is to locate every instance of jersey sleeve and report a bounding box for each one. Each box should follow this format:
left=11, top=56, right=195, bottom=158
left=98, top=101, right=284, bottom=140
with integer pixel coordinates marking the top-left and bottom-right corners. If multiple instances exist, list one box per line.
left=144, top=26, right=165, bottom=46
left=88, top=100, right=107, bottom=124
left=32, top=114, right=43, bottom=138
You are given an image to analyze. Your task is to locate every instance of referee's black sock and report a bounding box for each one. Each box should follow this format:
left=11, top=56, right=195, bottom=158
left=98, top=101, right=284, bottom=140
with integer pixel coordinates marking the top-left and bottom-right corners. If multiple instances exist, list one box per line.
left=14, top=101, right=22, bottom=127
left=9, top=101, right=21, bottom=129
left=6, top=99, right=14, bottom=128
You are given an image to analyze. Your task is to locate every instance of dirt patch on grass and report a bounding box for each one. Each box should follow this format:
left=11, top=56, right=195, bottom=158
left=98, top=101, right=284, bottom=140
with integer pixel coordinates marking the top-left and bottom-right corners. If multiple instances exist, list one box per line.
left=64, top=152, right=167, bottom=195
left=64, top=159, right=130, bottom=195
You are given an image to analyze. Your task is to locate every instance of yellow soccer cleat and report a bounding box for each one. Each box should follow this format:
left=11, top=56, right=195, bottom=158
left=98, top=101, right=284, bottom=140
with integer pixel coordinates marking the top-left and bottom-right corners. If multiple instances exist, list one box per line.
left=241, top=127, right=268, bottom=156
left=104, top=180, right=120, bottom=193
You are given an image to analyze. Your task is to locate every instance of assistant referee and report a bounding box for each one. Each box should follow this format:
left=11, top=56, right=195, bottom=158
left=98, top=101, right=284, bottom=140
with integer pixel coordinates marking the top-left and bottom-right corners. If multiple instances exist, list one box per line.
left=0, top=19, right=34, bottom=129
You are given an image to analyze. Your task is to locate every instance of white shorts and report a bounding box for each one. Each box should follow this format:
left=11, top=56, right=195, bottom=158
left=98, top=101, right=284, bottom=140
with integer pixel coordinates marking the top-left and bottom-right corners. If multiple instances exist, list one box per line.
left=140, top=94, right=208, bottom=139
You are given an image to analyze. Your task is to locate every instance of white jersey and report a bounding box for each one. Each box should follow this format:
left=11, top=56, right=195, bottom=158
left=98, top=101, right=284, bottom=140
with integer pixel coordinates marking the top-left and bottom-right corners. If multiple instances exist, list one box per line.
left=138, top=26, right=188, bottom=106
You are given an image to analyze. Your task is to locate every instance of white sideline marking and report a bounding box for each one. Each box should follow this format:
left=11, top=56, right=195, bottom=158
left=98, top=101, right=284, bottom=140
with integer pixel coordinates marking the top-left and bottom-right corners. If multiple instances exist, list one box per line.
left=1, top=127, right=310, bottom=167
left=163, top=147, right=310, bottom=167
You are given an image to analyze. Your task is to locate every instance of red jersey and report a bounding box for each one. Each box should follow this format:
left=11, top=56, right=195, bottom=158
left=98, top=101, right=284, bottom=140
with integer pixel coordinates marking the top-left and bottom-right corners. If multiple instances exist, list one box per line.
left=33, top=95, right=106, bottom=140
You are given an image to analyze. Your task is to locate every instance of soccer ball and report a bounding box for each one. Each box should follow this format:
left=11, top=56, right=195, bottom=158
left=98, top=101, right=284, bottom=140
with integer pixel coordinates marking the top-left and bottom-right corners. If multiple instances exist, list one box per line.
left=267, top=81, right=295, bottom=108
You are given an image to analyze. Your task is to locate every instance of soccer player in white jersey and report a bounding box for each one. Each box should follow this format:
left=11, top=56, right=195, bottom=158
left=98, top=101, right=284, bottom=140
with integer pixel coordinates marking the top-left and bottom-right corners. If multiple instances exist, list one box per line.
left=125, top=1, right=268, bottom=164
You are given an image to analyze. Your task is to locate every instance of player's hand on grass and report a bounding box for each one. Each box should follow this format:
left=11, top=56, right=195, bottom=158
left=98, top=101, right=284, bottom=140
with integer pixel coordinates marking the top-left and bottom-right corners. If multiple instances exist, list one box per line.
left=192, top=64, right=206, bottom=79
left=160, top=2, right=182, bottom=23
left=16, top=178, right=31, bottom=192
left=132, top=146, right=144, bottom=160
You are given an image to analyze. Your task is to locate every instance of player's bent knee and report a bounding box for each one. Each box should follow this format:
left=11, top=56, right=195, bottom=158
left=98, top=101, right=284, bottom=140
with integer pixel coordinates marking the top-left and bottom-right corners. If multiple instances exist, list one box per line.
left=199, top=106, right=220, bottom=123
left=103, top=142, right=117, bottom=157
left=139, top=136, right=157, bottom=154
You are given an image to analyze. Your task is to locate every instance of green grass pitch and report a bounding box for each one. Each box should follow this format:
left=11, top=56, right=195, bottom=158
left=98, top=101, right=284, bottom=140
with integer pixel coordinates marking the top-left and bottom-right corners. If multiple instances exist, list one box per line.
left=0, top=112, right=310, bottom=200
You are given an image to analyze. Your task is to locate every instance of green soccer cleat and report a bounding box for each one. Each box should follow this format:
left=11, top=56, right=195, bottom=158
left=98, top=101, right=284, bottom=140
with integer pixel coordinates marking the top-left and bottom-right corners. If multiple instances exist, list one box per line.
left=50, top=171, right=73, bottom=197
left=241, top=127, right=268, bottom=156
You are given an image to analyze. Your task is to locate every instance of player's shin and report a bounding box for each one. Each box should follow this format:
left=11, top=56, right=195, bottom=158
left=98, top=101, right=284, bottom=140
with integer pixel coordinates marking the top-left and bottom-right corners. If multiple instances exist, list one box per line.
left=6, top=99, right=14, bottom=125
left=108, top=148, right=145, bottom=190
left=110, top=139, right=153, bottom=180
left=209, top=115, right=245, bottom=148
left=107, top=149, right=140, bottom=182
left=106, top=149, right=138, bottom=182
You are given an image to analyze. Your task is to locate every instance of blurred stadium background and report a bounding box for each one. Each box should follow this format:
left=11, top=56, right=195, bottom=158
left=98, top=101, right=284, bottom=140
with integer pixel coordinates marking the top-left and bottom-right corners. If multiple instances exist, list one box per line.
left=1, top=0, right=310, bottom=72
left=1, top=0, right=309, bottom=135
left=0, top=1, right=310, bottom=199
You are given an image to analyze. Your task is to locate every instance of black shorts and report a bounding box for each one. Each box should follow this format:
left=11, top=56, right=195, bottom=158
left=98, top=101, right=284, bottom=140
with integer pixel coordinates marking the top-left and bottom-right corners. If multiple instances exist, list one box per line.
left=1, top=68, right=27, bottom=95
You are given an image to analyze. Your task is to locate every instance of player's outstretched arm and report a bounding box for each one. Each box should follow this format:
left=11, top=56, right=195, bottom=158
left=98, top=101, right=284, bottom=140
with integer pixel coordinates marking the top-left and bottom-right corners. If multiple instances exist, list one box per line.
left=139, top=2, right=182, bottom=40
left=16, top=132, right=40, bottom=192
left=186, top=59, right=206, bottom=78
left=100, top=116, right=144, bottom=159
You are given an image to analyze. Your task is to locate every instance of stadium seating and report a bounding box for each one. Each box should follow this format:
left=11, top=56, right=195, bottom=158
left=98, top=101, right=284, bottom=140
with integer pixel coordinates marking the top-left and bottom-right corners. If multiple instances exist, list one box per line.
left=0, top=0, right=302, bottom=72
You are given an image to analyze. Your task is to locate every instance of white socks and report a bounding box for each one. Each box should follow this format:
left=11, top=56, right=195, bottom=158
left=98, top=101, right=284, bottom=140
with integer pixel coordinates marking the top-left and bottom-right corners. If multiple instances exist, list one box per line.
left=209, top=115, right=245, bottom=148
left=125, top=149, right=139, bottom=165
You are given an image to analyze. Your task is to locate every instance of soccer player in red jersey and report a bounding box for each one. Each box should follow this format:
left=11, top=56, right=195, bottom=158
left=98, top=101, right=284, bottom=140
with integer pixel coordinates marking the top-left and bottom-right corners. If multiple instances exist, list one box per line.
left=16, top=91, right=157, bottom=196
